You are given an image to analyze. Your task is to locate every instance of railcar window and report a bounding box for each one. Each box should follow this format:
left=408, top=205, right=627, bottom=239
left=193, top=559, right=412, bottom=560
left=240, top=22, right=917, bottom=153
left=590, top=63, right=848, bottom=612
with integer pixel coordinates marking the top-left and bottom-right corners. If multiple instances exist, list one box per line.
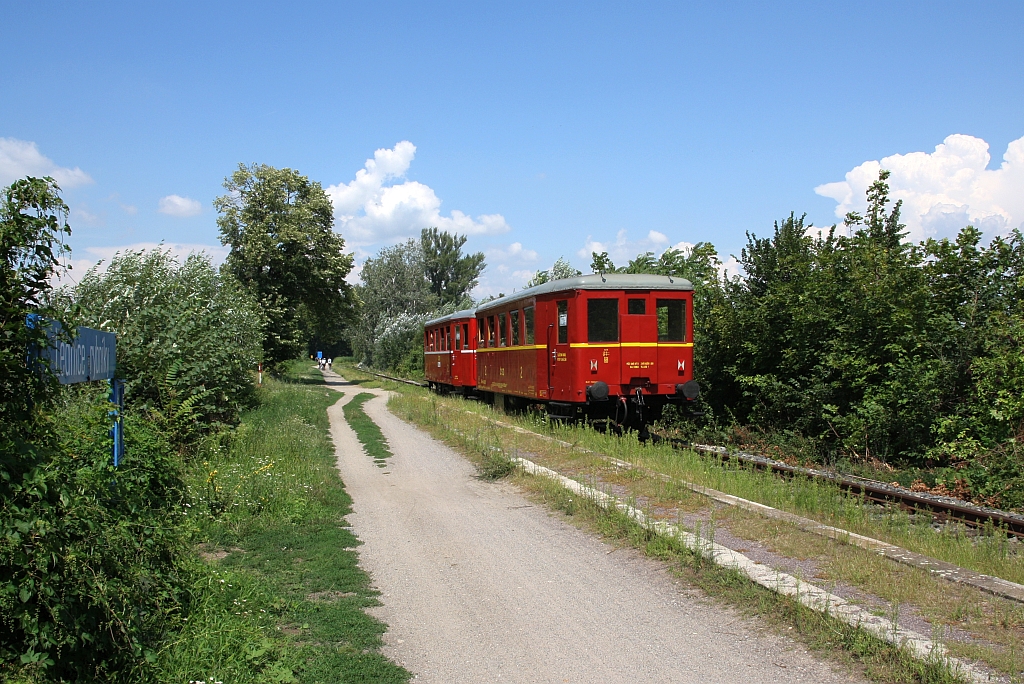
left=445, top=326, right=451, bottom=351
left=487, top=316, right=496, bottom=347
left=524, top=306, right=535, bottom=344
left=498, top=313, right=507, bottom=346
left=588, top=299, right=619, bottom=342
left=477, top=318, right=485, bottom=344
left=429, top=330, right=435, bottom=351
left=510, top=310, right=520, bottom=346
left=557, top=301, right=568, bottom=344
left=656, top=299, right=686, bottom=341
left=462, top=323, right=469, bottom=349
left=628, top=298, right=646, bottom=315
left=454, top=325, right=461, bottom=350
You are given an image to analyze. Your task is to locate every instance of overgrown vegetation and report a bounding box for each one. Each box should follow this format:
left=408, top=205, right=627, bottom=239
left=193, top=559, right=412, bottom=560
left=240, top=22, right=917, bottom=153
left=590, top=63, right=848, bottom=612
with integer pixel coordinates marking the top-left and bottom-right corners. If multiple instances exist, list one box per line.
left=2, top=176, right=404, bottom=681
left=588, top=172, right=1024, bottom=509
left=342, top=393, right=392, bottom=467
left=2, top=178, right=188, bottom=680
left=68, top=248, right=263, bottom=438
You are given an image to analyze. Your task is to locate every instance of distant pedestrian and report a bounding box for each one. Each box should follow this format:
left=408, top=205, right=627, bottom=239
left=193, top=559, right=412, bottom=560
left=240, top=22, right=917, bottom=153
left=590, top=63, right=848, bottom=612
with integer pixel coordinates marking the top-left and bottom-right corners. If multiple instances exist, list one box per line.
left=327, top=358, right=333, bottom=370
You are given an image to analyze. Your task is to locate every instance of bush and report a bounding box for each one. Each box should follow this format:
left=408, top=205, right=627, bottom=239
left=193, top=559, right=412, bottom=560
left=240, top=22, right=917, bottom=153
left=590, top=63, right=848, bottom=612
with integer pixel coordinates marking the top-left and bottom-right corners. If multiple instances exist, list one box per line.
left=71, top=249, right=264, bottom=442
left=1, top=387, right=187, bottom=682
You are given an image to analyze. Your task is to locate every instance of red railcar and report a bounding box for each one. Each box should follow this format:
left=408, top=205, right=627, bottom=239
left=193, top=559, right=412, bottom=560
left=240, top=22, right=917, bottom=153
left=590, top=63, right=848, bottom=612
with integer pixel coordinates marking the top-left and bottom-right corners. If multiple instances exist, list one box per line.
left=473, top=274, right=699, bottom=432
left=423, top=309, right=478, bottom=394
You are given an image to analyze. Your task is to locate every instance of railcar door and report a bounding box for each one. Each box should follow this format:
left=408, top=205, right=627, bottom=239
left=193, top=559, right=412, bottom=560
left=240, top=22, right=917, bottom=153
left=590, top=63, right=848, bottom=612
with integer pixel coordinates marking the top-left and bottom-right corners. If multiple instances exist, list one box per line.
left=548, top=299, right=572, bottom=401
left=585, top=295, right=622, bottom=391
left=621, top=295, right=657, bottom=391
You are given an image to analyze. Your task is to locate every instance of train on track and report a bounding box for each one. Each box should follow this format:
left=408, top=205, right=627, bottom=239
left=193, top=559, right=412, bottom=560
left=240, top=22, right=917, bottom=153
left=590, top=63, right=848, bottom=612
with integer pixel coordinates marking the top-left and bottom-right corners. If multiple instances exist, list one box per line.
left=424, top=273, right=701, bottom=434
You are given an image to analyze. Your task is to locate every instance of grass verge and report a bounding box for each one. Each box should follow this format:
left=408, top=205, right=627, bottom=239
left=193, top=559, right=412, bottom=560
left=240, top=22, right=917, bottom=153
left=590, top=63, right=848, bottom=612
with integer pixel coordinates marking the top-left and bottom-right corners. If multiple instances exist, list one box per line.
left=159, top=361, right=410, bottom=684
left=342, top=393, right=392, bottom=467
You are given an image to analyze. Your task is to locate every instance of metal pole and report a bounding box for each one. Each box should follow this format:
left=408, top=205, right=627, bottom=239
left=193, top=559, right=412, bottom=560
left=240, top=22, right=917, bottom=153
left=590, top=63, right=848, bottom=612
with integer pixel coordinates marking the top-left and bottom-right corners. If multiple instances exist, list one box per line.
left=108, top=379, right=124, bottom=466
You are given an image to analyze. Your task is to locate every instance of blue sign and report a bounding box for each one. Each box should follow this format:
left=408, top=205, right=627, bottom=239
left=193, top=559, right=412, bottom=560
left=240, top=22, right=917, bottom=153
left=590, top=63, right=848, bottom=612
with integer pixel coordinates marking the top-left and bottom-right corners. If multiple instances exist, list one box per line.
left=41, top=322, right=117, bottom=384
left=317, top=350, right=323, bottom=359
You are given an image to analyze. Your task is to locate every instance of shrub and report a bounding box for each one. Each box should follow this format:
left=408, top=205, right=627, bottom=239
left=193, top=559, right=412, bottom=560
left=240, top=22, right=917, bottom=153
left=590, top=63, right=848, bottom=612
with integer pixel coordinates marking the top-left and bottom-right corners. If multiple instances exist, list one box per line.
left=71, top=249, right=263, bottom=442
left=1, top=387, right=187, bottom=682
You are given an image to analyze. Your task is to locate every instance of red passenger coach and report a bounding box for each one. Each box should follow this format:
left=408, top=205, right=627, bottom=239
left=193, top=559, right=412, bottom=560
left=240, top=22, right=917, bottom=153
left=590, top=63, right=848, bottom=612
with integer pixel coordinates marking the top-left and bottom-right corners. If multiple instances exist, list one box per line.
left=423, top=309, right=478, bottom=394
left=473, top=274, right=699, bottom=433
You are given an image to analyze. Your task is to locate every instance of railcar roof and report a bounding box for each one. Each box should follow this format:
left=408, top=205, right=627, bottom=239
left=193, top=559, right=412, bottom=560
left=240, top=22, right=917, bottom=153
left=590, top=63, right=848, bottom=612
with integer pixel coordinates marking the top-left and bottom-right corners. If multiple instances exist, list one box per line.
left=424, top=308, right=478, bottom=327
left=475, top=273, right=694, bottom=314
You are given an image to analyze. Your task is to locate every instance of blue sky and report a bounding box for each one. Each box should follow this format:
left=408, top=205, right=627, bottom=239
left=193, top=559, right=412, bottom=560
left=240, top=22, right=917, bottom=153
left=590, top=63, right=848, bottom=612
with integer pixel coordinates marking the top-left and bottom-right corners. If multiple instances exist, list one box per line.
left=2, top=1, right=1022, bottom=296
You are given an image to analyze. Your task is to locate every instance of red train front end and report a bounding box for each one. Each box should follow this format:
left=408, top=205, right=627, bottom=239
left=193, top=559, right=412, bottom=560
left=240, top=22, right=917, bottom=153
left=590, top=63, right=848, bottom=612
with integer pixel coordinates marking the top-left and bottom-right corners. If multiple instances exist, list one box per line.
left=474, top=274, right=699, bottom=432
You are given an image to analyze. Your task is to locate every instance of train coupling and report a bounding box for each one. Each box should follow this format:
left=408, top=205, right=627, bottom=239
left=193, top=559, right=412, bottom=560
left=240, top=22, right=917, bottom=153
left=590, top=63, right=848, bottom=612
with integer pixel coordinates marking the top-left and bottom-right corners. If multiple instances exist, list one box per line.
left=676, top=380, right=701, bottom=401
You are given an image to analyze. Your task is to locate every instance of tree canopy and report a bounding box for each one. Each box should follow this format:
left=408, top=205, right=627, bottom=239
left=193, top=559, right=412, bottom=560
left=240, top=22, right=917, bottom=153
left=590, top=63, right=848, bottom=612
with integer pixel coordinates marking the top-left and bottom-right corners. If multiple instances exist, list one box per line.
left=215, top=163, right=354, bottom=367
left=421, top=227, right=485, bottom=306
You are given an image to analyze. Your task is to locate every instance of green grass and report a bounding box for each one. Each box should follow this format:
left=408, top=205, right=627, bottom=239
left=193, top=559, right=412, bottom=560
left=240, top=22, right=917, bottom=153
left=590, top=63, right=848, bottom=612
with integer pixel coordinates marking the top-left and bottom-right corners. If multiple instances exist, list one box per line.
left=159, top=360, right=410, bottom=684
left=343, top=393, right=392, bottom=467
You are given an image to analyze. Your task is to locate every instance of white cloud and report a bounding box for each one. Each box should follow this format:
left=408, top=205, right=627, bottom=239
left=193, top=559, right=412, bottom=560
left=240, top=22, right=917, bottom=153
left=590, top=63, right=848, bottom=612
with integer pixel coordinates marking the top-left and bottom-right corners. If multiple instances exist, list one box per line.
left=815, top=134, right=1024, bottom=242
left=158, top=194, right=203, bottom=217
left=0, top=137, right=93, bottom=188
left=326, top=141, right=511, bottom=245
left=485, top=241, right=539, bottom=264
left=473, top=241, right=542, bottom=297
left=55, top=242, right=229, bottom=287
left=71, top=206, right=103, bottom=226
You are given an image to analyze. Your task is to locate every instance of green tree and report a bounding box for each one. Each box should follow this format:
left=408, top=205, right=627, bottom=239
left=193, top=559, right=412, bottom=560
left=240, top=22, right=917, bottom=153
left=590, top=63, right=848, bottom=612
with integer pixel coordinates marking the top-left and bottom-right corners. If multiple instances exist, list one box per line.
left=590, top=251, right=616, bottom=273
left=350, top=239, right=435, bottom=366
left=215, top=164, right=354, bottom=367
left=421, top=227, right=485, bottom=307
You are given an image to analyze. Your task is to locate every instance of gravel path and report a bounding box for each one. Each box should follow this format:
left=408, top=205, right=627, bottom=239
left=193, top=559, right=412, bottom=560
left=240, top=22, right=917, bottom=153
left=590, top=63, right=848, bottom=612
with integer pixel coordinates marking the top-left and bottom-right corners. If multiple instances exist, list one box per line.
left=324, top=372, right=864, bottom=683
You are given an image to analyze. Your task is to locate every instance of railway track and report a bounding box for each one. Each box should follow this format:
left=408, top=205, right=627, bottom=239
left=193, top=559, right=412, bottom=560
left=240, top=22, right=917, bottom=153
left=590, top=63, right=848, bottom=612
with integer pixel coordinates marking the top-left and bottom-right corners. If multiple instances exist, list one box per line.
left=683, top=442, right=1024, bottom=538
left=348, top=366, right=1024, bottom=538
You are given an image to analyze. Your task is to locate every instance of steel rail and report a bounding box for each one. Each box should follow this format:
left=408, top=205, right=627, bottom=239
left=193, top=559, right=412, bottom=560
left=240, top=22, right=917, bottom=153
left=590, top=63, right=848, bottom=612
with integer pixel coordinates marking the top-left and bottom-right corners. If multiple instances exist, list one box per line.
left=681, top=442, right=1024, bottom=538
left=347, top=365, right=1024, bottom=538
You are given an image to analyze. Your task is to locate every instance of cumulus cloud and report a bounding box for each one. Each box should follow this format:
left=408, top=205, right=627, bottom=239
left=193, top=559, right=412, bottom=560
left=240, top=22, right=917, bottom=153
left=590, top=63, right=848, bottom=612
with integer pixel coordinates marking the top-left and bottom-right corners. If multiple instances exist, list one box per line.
left=326, top=141, right=511, bottom=245
left=158, top=194, right=203, bottom=217
left=0, top=137, right=93, bottom=188
left=816, top=134, right=1024, bottom=242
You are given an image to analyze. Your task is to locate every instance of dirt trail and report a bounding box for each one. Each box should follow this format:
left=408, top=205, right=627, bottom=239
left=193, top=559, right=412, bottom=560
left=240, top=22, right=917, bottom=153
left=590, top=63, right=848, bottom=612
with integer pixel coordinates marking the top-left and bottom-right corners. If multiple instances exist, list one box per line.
left=323, top=371, right=864, bottom=683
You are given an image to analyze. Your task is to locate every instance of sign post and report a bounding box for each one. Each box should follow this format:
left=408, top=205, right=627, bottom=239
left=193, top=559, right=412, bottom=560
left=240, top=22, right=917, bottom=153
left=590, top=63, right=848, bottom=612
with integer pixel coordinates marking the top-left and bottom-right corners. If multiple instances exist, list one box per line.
left=109, top=379, right=124, bottom=466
